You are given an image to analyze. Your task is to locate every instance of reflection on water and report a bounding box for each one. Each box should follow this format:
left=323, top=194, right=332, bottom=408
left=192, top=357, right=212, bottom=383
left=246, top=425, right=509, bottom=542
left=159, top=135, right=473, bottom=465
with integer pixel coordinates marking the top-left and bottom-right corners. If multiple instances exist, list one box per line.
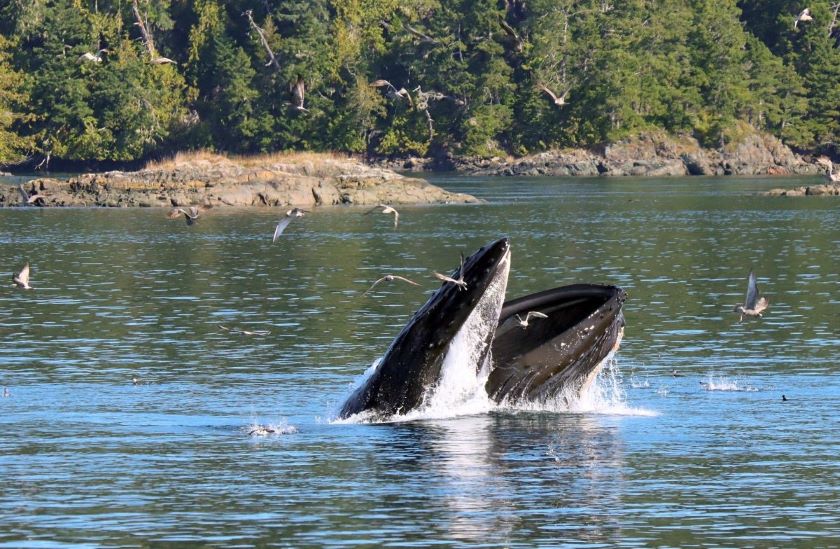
left=1, top=175, right=839, bottom=545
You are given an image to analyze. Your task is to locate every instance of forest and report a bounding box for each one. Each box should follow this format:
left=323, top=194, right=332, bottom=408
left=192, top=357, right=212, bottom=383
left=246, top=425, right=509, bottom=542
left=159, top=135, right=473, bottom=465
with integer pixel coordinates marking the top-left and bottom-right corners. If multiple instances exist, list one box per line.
left=0, top=0, right=838, bottom=167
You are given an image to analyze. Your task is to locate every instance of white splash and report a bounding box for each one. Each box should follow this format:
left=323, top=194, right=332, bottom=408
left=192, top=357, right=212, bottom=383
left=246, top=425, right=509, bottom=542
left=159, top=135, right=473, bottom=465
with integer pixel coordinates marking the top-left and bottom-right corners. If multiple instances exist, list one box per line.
left=701, top=374, right=759, bottom=392
left=246, top=419, right=298, bottom=436
left=395, top=250, right=511, bottom=422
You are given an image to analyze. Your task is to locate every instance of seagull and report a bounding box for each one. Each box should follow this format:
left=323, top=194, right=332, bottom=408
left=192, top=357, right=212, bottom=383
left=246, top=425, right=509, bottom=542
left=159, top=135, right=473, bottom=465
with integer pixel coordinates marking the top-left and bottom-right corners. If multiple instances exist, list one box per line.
left=794, top=8, right=813, bottom=29
left=272, top=208, right=307, bottom=242
left=77, top=48, right=107, bottom=63
left=816, top=157, right=840, bottom=182
left=538, top=84, right=569, bottom=108
left=362, top=274, right=421, bottom=296
left=151, top=56, right=177, bottom=65
left=218, top=325, right=271, bottom=336
left=366, top=204, right=399, bottom=228
left=370, top=80, right=414, bottom=107
left=249, top=425, right=278, bottom=436
left=733, top=270, right=770, bottom=321
left=515, top=311, right=548, bottom=328
left=291, top=76, right=308, bottom=112
left=167, top=206, right=201, bottom=225
left=434, top=252, right=468, bottom=291
left=17, top=184, right=45, bottom=206
left=2, top=387, right=9, bottom=398
left=12, top=262, right=32, bottom=289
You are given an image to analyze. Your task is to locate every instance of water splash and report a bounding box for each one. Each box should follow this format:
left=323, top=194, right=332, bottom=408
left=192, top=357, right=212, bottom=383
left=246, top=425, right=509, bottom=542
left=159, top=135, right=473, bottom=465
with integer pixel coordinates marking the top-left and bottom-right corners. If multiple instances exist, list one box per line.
left=245, top=417, right=298, bottom=436
left=701, top=374, right=759, bottom=392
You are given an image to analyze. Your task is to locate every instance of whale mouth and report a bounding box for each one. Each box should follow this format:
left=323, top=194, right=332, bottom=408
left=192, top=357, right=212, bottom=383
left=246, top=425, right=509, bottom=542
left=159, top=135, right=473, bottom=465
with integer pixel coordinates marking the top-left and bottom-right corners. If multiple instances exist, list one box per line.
left=337, top=239, right=626, bottom=421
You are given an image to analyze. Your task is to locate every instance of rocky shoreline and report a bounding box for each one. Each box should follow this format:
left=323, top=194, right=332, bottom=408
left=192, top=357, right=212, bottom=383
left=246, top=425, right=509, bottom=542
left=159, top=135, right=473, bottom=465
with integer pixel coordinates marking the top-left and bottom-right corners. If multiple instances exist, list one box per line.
left=0, top=153, right=477, bottom=208
left=377, top=132, right=823, bottom=178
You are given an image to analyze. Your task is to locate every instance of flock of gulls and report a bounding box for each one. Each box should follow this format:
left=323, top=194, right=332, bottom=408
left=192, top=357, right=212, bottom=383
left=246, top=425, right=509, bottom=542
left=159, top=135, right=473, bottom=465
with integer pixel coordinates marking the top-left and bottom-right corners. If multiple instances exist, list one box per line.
left=5, top=198, right=776, bottom=413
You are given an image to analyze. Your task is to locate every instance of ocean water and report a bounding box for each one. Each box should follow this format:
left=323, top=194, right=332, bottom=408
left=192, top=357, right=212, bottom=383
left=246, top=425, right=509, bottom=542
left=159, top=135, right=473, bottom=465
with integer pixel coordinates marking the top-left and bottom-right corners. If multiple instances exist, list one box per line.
left=1, top=174, right=838, bottom=546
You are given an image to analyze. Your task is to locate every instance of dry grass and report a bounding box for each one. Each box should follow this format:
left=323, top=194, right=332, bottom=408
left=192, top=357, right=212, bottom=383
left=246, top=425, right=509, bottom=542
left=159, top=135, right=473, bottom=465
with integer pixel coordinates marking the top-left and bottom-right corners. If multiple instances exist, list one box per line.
left=145, top=150, right=354, bottom=171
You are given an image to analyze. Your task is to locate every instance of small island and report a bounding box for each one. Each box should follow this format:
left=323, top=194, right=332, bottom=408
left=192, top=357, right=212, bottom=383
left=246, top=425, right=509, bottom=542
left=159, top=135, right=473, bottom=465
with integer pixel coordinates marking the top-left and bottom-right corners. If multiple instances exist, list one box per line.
left=0, top=152, right=478, bottom=208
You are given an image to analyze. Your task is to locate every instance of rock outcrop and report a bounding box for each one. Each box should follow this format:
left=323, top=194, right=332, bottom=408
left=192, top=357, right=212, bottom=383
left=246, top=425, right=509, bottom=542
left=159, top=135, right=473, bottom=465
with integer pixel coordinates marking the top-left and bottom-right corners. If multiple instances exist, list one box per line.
left=377, top=132, right=820, bottom=178
left=0, top=152, right=477, bottom=208
left=765, top=183, right=840, bottom=197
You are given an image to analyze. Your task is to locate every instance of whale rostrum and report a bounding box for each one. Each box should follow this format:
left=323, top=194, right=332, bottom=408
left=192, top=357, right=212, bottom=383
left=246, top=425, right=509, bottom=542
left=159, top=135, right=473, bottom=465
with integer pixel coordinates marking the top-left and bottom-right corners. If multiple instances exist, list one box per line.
left=339, top=238, right=626, bottom=419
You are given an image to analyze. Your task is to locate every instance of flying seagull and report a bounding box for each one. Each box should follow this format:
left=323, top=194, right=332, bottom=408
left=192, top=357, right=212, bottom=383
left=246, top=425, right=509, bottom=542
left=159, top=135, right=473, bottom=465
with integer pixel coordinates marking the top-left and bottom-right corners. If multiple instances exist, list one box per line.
left=77, top=48, right=107, bottom=63
left=291, top=76, right=308, bottom=112
left=794, top=8, right=813, bottom=29
left=167, top=206, right=201, bottom=225
left=434, top=252, right=468, bottom=291
left=370, top=80, right=414, bottom=107
left=151, top=56, right=177, bottom=65
left=366, top=204, right=399, bottom=228
left=273, top=208, right=307, bottom=242
left=12, top=262, right=32, bottom=290
left=362, top=274, right=421, bottom=296
left=733, top=270, right=769, bottom=321
left=515, top=311, right=548, bottom=328
left=538, top=84, right=569, bottom=108
left=816, top=157, right=840, bottom=182
left=17, top=184, right=45, bottom=206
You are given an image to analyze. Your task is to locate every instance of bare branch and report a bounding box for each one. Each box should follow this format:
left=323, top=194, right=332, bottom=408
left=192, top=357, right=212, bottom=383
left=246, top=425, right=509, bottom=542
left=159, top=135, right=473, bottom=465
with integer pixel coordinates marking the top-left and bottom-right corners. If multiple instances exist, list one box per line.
left=244, top=10, right=280, bottom=70
left=132, top=0, right=156, bottom=58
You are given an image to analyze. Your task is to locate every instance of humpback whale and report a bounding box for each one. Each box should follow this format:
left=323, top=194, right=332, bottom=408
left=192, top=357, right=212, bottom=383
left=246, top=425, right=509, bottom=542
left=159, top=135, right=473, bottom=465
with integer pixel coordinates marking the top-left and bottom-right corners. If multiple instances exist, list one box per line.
left=339, top=238, right=626, bottom=420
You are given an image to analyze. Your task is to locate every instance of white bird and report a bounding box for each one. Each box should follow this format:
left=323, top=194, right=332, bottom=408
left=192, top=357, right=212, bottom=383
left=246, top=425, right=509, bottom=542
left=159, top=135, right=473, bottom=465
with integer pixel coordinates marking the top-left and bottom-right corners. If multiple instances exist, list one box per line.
left=77, top=49, right=107, bottom=63
left=362, top=274, right=421, bottom=296
left=12, top=262, right=32, bottom=290
left=151, top=56, right=177, bottom=65
left=167, top=206, right=201, bottom=225
left=273, top=208, right=307, bottom=242
left=794, top=8, right=813, bottom=29
left=515, top=311, right=548, bottom=328
left=218, top=325, right=271, bottom=336
left=538, top=84, right=569, bottom=107
left=816, top=157, right=840, bottom=182
left=370, top=80, right=414, bottom=107
left=291, top=76, right=308, bottom=112
left=17, top=184, right=44, bottom=206
left=366, top=204, right=399, bottom=228
left=433, top=252, right=468, bottom=291
left=733, top=270, right=769, bottom=321
left=2, top=387, right=9, bottom=398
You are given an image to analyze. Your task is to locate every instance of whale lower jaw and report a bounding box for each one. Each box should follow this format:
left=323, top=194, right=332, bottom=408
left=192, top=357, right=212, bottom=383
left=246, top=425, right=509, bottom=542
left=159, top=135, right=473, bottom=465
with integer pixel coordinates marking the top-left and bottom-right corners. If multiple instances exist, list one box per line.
left=418, top=248, right=510, bottom=411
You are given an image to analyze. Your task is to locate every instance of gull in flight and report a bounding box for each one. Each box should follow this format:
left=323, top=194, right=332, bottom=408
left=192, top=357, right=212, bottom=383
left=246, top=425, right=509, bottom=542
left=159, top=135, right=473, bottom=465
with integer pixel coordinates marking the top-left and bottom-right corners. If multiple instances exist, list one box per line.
left=794, top=8, right=813, bottom=29
left=362, top=274, right=421, bottom=296
left=434, top=252, right=467, bottom=291
left=12, top=262, right=32, bottom=289
left=538, top=84, right=570, bottom=108
left=17, top=184, right=45, bottom=206
left=370, top=80, right=414, bottom=107
left=273, top=208, right=307, bottom=242
left=167, top=206, right=202, bottom=225
left=515, top=311, right=548, bottom=328
left=816, top=156, right=840, bottom=182
left=366, top=204, right=399, bottom=228
left=218, top=325, right=271, bottom=336
left=291, top=76, right=308, bottom=112
left=733, top=270, right=769, bottom=321
left=77, top=48, right=107, bottom=63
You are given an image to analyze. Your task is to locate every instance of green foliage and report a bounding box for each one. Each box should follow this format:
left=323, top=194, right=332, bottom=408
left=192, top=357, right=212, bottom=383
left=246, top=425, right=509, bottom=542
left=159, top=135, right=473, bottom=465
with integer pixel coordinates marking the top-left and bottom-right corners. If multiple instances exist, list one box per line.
left=0, top=0, right=837, bottom=162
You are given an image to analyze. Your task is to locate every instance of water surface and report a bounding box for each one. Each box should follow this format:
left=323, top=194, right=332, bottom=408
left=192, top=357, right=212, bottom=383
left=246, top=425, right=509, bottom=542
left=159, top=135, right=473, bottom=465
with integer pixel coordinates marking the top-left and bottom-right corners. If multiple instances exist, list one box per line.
left=1, top=175, right=838, bottom=546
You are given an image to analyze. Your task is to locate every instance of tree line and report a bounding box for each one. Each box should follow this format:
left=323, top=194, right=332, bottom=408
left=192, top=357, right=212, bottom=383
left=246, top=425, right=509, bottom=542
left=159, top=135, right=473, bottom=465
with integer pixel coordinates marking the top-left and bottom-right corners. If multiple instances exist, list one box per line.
left=0, top=0, right=838, bottom=167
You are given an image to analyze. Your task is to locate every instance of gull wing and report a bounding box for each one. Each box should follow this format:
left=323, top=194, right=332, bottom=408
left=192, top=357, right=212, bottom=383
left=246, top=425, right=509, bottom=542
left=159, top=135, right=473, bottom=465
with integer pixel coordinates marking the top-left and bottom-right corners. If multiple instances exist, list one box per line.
left=392, top=275, right=420, bottom=287
left=17, top=262, right=30, bottom=285
left=744, top=271, right=759, bottom=309
left=272, top=216, right=295, bottom=242
left=17, top=185, right=30, bottom=205
left=525, top=311, right=548, bottom=323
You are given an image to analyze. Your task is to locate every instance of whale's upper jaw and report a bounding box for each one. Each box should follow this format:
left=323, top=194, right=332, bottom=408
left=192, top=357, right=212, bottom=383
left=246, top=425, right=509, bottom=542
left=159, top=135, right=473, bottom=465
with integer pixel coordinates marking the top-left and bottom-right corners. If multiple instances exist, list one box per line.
left=338, top=238, right=512, bottom=419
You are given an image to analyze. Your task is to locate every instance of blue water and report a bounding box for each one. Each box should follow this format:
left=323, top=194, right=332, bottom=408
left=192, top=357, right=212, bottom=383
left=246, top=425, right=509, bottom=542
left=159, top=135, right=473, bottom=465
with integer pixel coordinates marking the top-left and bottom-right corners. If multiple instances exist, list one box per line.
left=1, top=174, right=838, bottom=546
